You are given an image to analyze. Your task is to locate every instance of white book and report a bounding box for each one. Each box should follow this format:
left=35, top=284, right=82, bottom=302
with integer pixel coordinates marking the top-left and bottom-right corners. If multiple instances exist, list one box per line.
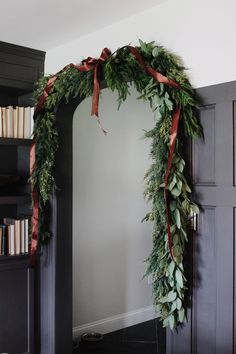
left=24, top=219, right=29, bottom=253
left=20, top=220, right=25, bottom=254
left=30, top=107, right=34, bottom=138
left=6, top=106, right=14, bottom=138
left=9, top=225, right=15, bottom=255
left=24, top=107, right=31, bottom=139
left=18, top=107, right=24, bottom=139
left=13, top=107, right=18, bottom=138
left=15, top=220, right=20, bottom=255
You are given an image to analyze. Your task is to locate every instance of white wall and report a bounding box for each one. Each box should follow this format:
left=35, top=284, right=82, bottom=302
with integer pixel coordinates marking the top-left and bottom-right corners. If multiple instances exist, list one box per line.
left=46, top=0, right=236, bottom=88
left=73, top=88, right=155, bottom=335
left=46, top=0, right=236, bottom=334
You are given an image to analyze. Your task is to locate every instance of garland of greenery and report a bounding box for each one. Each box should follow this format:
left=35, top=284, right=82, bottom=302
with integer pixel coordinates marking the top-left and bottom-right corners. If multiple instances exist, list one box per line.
left=32, top=40, right=202, bottom=329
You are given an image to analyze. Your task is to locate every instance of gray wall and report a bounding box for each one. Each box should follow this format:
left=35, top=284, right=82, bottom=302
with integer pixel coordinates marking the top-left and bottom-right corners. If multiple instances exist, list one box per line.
left=73, top=87, right=155, bottom=331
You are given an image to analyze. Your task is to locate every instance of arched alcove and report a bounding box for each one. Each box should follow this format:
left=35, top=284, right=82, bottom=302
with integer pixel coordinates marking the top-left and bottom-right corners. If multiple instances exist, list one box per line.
left=72, top=87, right=155, bottom=333
left=38, top=84, right=161, bottom=354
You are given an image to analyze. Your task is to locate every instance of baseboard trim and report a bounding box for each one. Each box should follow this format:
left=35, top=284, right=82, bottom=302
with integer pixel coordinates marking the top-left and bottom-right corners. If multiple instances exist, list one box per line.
left=73, top=305, right=158, bottom=339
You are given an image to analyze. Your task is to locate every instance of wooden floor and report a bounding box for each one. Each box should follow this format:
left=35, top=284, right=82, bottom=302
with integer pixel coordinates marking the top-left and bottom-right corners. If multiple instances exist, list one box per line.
left=74, top=319, right=166, bottom=354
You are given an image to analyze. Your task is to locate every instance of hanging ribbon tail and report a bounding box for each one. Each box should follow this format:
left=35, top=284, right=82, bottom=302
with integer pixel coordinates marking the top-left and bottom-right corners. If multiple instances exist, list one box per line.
left=90, top=48, right=111, bottom=134
left=127, top=45, right=180, bottom=88
left=127, top=44, right=181, bottom=259
left=164, top=108, right=181, bottom=259
left=29, top=142, right=39, bottom=267
left=91, top=64, right=100, bottom=117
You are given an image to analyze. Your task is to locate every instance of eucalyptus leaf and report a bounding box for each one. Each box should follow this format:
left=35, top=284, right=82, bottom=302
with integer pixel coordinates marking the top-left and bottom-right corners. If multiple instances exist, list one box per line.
left=152, top=47, right=160, bottom=57
left=171, top=187, right=181, bottom=197
left=163, top=318, right=169, bottom=328
left=170, top=200, right=177, bottom=211
left=167, top=291, right=177, bottom=302
left=169, top=315, right=175, bottom=330
left=175, top=268, right=184, bottom=288
left=171, top=301, right=177, bottom=312
left=185, top=183, right=192, bottom=193
left=177, top=180, right=183, bottom=191
left=164, top=92, right=173, bottom=111
left=180, top=228, right=188, bottom=241
left=169, top=179, right=176, bottom=191
left=178, top=308, right=185, bottom=323
left=159, top=296, right=167, bottom=304
left=176, top=298, right=182, bottom=310
left=191, top=203, right=200, bottom=214
left=174, top=209, right=181, bottom=229
left=172, top=245, right=182, bottom=258
left=168, top=261, right=175, bottom=276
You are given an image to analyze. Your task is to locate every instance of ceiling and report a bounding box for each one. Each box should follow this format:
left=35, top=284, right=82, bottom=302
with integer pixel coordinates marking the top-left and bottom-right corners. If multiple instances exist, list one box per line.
left=0, top=0, right=165, bottom=51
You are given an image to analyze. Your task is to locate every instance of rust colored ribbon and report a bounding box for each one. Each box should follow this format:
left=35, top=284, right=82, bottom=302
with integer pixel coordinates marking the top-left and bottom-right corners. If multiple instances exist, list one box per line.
left=164, top=108, right=181, bottom=259
left=30, top=142, right=38, bottom=266
left=128, top=45, right=181, bottom=259
left=35, top=48, right=111, bottom=133
left=127, top=46, right=180, bottom=89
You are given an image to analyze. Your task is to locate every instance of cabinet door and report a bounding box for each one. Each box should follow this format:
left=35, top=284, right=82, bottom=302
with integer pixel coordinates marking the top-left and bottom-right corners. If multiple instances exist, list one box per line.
left=167, top=81, right=236, bottom=354
left=0, top=260, right=34, bottom=354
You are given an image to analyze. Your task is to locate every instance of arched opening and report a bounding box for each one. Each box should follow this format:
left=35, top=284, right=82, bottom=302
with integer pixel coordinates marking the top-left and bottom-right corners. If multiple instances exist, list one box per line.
left=72, top=87, right=155, bottom=336
left=40, top=84, right=162, bottom=354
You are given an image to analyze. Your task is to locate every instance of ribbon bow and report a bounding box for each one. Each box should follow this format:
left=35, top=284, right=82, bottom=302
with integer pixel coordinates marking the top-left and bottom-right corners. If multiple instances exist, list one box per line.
left=35, top=48, right=111, bottom=133
left=77, top=48, right=111, bottom=133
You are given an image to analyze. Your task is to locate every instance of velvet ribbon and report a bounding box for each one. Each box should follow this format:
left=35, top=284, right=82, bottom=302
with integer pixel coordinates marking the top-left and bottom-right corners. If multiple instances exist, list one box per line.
left=31, top=45, right=181, bottom=264
left=35, top=48, right=111, bottom=133
left=127, top=46, right=181, bottom=259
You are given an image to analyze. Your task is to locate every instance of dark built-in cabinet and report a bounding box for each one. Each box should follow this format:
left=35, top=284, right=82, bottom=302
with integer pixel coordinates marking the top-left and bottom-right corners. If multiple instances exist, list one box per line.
left=0, top=42, right=45, bottom=354
left=167, top=81, right=236, bottom=353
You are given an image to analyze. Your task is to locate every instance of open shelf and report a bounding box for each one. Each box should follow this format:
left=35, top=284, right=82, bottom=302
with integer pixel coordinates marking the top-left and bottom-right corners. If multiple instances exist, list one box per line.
left=0, top=195, right=31, bottom=205
left=0, top=137, right=33, bottom=146
left=0, top=253, right=29, bottom=262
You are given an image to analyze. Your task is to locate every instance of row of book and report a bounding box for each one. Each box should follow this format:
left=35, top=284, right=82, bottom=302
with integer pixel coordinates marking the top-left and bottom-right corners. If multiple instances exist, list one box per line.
left=0, top=218, right=29, bottom=256
left=0, top=106, right=34, bottom=139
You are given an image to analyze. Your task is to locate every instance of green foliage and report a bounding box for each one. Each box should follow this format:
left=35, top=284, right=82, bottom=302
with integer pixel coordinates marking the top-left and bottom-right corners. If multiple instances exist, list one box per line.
left=33, top=39, right=202, bottom=329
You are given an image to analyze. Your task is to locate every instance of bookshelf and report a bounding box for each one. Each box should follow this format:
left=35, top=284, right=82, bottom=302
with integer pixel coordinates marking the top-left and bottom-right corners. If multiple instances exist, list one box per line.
left=0, top=42, right=45, bottom=354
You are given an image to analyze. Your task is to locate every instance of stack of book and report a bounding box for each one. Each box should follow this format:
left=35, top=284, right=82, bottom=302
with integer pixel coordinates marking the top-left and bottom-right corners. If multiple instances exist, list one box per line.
left=0, top=106, right=34, bottom=139
left=0, top=218, right=29, bottom=256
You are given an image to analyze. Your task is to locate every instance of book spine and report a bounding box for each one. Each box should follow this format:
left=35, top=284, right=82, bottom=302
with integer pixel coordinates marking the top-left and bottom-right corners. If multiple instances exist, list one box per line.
left=15, top=220, right=20, bottom=255
left=0, top=225, right=6, bottom=256
left=13, top=107, right=19, bottom=139
left=25, top=219, right=29, bottom=254
left=20, top=219, right=25, bottom=254
left=18, top=107, right=24, bottom=139
left=9, top=106, right=13, bottom=138
left=24, top=107, right=31, bottom=139
left=2, top=107, right=6, bottom=138
left=30, top=107, right=34, bottom=138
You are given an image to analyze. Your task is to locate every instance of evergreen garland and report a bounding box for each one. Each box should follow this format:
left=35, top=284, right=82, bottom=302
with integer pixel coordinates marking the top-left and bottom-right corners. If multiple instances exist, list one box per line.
left=32, top=40, right=202, bottom=329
